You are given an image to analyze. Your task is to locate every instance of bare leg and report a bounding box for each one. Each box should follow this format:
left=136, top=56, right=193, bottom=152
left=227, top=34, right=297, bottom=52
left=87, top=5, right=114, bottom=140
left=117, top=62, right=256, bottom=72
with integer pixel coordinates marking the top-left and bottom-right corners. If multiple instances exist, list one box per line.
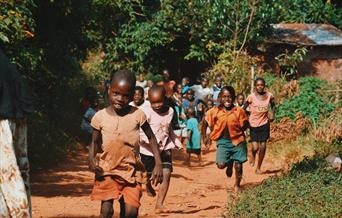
left=256, top=142, right=266, bottom=174
left=155, top=168, right=171, bottom=212
left=124, top=204, right=138, bottom=218
left=100, top=200, right=114, bottom=218
left=225, top=161, right=234, bottom=177
left=187, top=153, right=191, bottom=167
left=250, top=141, right=259, bottom=166
left=234, top=162, right=243, bottom=192
left=146, top=179, right=156, bottom=197
left=197, top=153, right=202, bottom=166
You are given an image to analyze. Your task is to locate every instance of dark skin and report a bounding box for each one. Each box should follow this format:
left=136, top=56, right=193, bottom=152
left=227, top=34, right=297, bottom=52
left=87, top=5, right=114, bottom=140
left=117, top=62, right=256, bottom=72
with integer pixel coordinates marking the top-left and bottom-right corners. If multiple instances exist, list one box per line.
left=89, top=79, right=163, bottom=218
left=243, top=79, right=276, bottom=174
left=201, top=89, right=248, bottom=192
left=133, top=89, right=144, bottom=106
left=148, top=89, right=172, bottom=211
left=186, top=108, right=202, bottom=167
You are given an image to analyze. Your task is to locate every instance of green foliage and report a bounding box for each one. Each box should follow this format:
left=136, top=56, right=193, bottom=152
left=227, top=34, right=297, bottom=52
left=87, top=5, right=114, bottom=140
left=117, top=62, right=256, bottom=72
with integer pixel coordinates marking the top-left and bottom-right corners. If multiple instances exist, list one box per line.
left=275, top=47, right=308, bottom=77
left=209, top=45, right=255, bottom=95
left=226, top=157, right=342, bottom=217
left=145, top=72, right=163, bottom=83
left=0, top=0, right=35, bottom=44
left=276, top=77, right=336, bottom=122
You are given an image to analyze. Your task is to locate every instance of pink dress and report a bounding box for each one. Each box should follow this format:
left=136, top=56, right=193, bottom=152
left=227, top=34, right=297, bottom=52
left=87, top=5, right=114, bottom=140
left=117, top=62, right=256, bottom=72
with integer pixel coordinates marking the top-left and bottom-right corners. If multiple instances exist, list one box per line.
left=139, top=107, right=182, bottom=156
left=246, top=92, right=274, bottom=128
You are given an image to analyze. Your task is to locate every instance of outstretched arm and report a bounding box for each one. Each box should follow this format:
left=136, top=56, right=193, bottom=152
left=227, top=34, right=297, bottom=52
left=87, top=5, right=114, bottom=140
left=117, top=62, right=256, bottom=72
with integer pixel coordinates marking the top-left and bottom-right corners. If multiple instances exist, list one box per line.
left=141, top=122, right=163, bottom=185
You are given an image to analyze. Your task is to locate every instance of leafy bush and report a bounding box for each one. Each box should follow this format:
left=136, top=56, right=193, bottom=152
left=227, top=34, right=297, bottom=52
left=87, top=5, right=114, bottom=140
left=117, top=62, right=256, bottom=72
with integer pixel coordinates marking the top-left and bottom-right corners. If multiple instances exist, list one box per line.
left=226, top=157, right=342, bottom=217
left=209, top=45, right=255, bottom=95
left=276, top=77, right=335, bottom=122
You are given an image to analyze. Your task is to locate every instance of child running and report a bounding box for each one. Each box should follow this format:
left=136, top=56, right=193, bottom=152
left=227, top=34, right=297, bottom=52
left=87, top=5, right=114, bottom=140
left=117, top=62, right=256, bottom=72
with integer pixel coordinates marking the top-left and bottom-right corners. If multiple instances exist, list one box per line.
left=201, top=86, right=249, bottom=192
left=88, top=70, right=163, bottom=218
left=235, top=93, right=245, bottom=107
left=185, top=107, right=201, bottom=167
left=243, top=77, right=275, bottom=174
left=130, top=86, right=151, bottom=109
left=139, top=85, right=182, bottom=214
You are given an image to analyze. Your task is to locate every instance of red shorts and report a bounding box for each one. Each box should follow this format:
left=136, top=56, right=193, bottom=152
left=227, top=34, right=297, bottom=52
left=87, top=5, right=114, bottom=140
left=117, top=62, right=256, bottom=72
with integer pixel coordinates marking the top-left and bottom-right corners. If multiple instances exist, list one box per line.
left=90, top=176, right=142, bottom=208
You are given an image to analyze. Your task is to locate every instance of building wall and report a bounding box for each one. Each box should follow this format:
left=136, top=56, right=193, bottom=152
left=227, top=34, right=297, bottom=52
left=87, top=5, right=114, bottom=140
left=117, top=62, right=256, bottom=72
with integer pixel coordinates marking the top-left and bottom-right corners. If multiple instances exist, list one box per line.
left=265, top=45, right=342, bottom=82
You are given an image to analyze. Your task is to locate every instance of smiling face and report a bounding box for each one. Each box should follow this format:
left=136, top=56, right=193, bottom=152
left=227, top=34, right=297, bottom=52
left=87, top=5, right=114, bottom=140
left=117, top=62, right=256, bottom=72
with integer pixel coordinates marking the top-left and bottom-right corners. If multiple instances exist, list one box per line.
left=108, top=79, right=133, bottom=112
left=220, top=89, right=234, bottom=109
left=215, top=77, right=222, bottom=88
left=149, top=89, right=166, bottom=114
left=237, top=95, right=245, bottom=106
left=255, top=79, right=265, bottom=94
left=133, top=89, right=144, bottom=106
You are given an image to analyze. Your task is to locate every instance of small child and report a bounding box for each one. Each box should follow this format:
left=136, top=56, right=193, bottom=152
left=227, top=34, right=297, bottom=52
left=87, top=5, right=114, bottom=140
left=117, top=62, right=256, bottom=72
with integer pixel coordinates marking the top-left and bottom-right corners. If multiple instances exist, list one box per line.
left=139, top=85, right=182, bottom=214
left=236, top=93, right=245, bottom=107
left=80, top=101, right=97, bottom=147
left=243, top=77, right=275, bottom=174
left=185, top=107, right=202, bottom=167
left=182, top=89, right=200, bottom=119
left=130, top=86, right=151, bottom=109
left=201, top=86, right=249, bottom=192
left=88, top=70, right=163, bottom=218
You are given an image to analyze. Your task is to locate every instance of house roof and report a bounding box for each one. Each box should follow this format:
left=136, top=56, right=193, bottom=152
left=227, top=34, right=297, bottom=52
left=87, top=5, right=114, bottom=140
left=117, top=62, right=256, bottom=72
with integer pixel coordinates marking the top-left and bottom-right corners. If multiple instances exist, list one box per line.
left=268, top=23, right=342, bottom=46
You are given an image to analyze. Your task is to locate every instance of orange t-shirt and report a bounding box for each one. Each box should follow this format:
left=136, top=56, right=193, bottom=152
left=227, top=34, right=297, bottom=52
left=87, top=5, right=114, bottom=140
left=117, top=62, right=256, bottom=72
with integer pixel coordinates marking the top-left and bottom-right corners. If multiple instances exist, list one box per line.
left=205, top=106, right=248, bottom=145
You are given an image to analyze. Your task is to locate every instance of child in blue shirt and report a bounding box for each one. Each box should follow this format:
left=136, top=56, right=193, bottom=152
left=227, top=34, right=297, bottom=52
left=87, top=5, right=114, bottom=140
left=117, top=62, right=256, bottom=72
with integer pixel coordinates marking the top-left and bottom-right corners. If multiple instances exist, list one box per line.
left=185, top=107, right=201, bottom=167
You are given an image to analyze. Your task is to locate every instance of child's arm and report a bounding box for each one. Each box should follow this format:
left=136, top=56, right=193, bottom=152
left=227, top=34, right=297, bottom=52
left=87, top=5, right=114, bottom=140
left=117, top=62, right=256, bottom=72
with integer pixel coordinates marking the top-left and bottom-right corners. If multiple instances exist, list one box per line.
left=141, top=122, right=163, bottom=186
left=269, top=96, right=276, bottom=122
left=88, top=129, right=103, bottom=175
left=187, top=129, right=192, bottom=142
left=242, top=101, right=250, bottom=111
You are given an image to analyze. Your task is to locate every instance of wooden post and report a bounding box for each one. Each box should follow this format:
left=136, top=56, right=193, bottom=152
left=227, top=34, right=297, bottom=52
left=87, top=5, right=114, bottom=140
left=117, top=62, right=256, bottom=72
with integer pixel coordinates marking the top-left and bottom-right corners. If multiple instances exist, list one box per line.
left=251, top=65, right=255, bottom=94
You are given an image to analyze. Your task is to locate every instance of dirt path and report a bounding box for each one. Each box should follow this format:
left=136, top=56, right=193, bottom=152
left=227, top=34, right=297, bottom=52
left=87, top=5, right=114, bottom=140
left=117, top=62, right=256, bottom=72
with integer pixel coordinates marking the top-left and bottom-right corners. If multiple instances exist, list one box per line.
left=31, top=147, right=281, bottom=217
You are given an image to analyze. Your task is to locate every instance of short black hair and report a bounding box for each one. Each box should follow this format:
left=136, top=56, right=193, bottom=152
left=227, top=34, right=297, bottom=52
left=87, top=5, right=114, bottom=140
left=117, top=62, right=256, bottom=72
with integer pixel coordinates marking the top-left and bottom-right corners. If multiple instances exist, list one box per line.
left=148, top=85, right=166, bottom=97
left=254, top=77, right=265, bottom=85
left=110, top=69, right=136, bottom=91
left=135, top=86, right=145, bottom=96
left=186, top=107, right=195, bottom=116
left=220, top=86, right=236, bottom=100
left=237, top=93, right=244, bottom=98
left=186, top=88, right=194, bottom=94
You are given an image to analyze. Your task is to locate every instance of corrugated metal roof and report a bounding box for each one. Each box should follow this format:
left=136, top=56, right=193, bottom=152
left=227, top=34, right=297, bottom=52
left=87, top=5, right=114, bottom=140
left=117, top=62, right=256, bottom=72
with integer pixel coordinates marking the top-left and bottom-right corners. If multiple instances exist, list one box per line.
left=268, top=23, right=342, bottom=46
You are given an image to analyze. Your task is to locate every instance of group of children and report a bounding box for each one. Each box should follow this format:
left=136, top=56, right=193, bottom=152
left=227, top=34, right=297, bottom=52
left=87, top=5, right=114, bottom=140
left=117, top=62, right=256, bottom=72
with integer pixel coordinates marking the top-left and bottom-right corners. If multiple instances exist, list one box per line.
left=87, top=69, right=275, bottom=217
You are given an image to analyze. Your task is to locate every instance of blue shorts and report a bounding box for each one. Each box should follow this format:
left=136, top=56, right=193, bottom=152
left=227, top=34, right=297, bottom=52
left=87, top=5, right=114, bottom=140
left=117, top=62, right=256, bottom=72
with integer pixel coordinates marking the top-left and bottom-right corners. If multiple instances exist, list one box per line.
left=216, top=139, right=247, bottom=164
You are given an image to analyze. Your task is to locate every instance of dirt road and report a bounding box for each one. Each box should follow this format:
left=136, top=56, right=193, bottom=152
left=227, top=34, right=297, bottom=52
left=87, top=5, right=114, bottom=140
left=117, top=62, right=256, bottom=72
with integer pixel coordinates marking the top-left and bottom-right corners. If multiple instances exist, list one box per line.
left=31, top=147, right=281, bottom=217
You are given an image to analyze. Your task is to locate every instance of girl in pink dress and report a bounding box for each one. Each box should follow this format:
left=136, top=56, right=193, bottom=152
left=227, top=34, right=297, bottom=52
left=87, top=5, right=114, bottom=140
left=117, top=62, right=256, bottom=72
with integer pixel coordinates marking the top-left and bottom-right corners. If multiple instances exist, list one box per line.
left=243, top=78, right=276, bottom=174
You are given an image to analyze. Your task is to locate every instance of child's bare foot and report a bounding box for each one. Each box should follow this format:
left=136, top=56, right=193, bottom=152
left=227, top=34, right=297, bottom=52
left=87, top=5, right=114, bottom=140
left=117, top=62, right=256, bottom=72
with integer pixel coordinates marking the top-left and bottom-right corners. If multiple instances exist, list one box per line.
left=225, top=162, right=233, bottom=177
left=249, top=159, right=255, bottom=167
left=155, top=206, right=170, bottom=214
left=146, top=182, right=156, bottom=197
left=255, top=169, right=263, bottom=174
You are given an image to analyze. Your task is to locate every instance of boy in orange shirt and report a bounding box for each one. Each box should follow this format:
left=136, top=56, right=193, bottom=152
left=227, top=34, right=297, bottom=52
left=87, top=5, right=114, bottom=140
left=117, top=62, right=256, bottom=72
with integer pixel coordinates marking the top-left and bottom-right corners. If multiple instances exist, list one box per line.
left=201, top=86, right=249, bottom=192
left=88, top=70, right=163, bottom=218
